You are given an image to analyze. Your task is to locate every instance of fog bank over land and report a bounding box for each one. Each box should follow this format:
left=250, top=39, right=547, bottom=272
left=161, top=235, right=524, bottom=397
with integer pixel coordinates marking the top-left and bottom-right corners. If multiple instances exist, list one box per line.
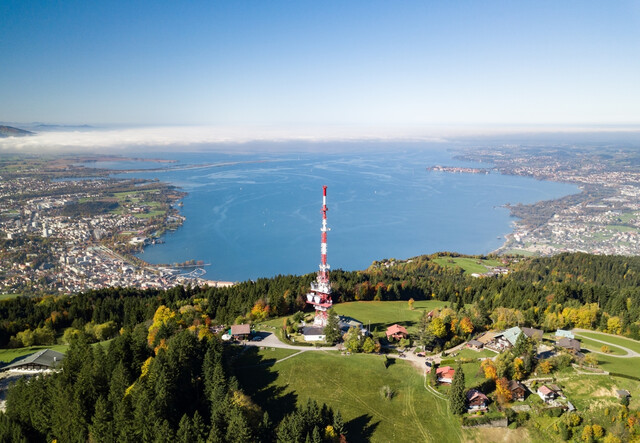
left=1, top=125, right=640, bottom=154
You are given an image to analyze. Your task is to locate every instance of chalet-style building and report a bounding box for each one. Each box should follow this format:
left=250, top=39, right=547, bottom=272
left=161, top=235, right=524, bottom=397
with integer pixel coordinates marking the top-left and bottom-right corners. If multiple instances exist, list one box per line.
left=557, top=337, right=581, bottom=353
left=537, top=385, right=558, bottom=403
left=386, top=324, right=408, bottom=341
left=466, top=389, right=489, bottom=412
left=508, top=380, right=527, bottom=401
left=521, top=327, right=543, bottom=341
left=436, top=366, right=455, bottom=384
left=1, top=349, right=64, bottom=372
left=230, top=324, right=251, bottom=340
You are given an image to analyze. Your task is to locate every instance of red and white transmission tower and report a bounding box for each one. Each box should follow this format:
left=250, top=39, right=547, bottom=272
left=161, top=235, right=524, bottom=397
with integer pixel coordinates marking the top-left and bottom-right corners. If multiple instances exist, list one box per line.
left=306, top=185, right=332, bottom=326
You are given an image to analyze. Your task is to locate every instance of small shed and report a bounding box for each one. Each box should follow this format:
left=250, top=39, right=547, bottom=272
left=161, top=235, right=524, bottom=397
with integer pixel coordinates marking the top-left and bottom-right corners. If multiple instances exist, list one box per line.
left=616, top=389, right=631, bottom=399
left=302, top=326, right=326, bottom=342
left=555, top=329, right=575, bottom=340
left=466, top=339, right=484, bottom=350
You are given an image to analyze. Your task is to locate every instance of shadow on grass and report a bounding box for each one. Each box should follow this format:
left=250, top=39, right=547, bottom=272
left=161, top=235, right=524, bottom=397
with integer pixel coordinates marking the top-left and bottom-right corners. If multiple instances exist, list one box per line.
left=233, top=346, right=298, bottom=424
left=345, top=414, right=379, bottom=443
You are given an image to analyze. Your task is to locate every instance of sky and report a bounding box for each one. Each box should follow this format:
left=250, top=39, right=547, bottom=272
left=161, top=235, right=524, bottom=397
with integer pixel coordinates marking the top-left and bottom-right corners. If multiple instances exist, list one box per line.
left=1, top=0, right=640, bottom=136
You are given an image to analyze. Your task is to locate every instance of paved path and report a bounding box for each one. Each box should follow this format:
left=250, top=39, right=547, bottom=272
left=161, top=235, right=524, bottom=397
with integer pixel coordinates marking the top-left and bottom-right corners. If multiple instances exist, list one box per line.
left=572, top=329, right=640, bottom=358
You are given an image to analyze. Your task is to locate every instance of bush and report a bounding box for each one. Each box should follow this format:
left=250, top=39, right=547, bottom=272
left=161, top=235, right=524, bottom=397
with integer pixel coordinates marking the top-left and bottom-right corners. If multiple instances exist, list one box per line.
left=380, top=385, right=394, bottom=400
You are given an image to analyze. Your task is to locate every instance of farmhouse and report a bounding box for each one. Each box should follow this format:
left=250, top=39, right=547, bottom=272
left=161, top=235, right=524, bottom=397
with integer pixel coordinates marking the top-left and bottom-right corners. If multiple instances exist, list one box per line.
left=521, top=327, right=543, bottom=341
left=537, top=385, right=558, bottom=403
left=230, top=324, right=251, bottom=340
left=508, top=380, right=527, bottom=401
left=466, top=389, right=489, bottom=412
left=386, top=324, right=408, bottom=341
left=1, top=349, right=64, bottom=372
left=436, top=366, right=455, bottom=384
left=556, top=337, right=581, bottom=353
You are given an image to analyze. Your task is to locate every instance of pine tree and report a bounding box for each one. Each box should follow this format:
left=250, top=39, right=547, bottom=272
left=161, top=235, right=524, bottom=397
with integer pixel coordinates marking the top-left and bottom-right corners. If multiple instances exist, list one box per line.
left=333, top=410, right=345, bottom=436
left=449, top=364, right=466, bottom=415
left=89, top=396, right=114, bottom=443
left=323, top=309, right=342, bottom=345
left=226, top=407, right=252, bottom=443
left=176, top=414, right=194, bottom=443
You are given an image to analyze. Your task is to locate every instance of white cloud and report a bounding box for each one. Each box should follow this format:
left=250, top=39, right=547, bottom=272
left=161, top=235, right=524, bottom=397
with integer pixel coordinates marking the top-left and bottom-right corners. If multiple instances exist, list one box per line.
left=1, top=124, right=639, bottom=153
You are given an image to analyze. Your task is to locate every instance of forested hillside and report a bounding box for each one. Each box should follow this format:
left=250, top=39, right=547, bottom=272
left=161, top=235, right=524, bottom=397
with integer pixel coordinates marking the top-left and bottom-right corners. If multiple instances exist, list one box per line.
left=1, top=252, right=640, bottom=441
left=1, top=252, right=639, bottom=348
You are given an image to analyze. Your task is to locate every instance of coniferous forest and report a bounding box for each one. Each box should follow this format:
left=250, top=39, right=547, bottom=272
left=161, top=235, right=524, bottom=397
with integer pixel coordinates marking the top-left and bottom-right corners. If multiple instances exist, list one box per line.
left=1, top=252, right=640, bottom=441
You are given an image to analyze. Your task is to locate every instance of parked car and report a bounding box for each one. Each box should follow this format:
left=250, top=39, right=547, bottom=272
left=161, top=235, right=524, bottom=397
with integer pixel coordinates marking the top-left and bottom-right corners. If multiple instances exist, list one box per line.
left=251, top=336, right=263, bottom=342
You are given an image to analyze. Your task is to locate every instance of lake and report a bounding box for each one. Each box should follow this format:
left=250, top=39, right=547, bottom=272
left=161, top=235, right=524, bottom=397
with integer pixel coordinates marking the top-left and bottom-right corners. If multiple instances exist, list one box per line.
left=99, top=144, right=579, bottom=281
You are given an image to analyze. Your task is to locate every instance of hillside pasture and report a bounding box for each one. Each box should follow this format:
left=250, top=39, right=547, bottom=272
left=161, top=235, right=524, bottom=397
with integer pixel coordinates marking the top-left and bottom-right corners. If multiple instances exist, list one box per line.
left=431, top=256, right=503, bottom=275
left=332, top=300, right=450, bottom=335
left=235, top=350, right=462, bottom=443
left=575, top=331, right=640, bottom=355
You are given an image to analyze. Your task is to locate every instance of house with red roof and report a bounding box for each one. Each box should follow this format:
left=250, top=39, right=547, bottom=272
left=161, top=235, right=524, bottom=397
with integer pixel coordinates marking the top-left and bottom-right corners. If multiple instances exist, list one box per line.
left=386, top=324, right=408, bottom=341
left=537, top=385, right=557, bottom=403
left=436, top=366, right=455, bottom=384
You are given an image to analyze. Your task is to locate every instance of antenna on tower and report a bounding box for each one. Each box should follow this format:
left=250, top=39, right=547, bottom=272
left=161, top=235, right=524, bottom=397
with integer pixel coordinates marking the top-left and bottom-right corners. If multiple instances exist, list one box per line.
left=306, top=186, right=333, bottom=326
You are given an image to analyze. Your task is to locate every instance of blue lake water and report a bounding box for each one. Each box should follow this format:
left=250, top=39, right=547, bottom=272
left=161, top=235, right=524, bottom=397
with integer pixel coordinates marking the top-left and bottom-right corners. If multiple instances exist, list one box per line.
left=102, top=145, right=579, bottom=281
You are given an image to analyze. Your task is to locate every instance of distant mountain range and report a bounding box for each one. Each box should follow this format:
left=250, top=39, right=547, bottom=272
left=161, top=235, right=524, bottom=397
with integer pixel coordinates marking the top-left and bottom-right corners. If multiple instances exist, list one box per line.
left=0, top=125, right=33, bottom=138
left=32, top=123, right=93, bottom=131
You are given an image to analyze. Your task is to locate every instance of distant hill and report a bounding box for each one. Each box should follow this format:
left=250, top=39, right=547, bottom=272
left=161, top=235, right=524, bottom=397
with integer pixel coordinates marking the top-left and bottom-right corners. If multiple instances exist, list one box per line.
left=0, top=125, right=33, bottom=138
left=32, top=123, right=93, bottom=131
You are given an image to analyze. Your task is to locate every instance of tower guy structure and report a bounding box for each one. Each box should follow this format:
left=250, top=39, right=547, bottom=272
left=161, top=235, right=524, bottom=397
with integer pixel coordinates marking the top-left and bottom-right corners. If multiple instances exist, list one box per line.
left=306, top=185, right=332, bottom=326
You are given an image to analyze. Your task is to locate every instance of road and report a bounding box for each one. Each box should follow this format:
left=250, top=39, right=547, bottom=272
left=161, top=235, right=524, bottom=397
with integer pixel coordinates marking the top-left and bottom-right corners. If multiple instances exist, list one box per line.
left=572, top=328, right=640, bottom=358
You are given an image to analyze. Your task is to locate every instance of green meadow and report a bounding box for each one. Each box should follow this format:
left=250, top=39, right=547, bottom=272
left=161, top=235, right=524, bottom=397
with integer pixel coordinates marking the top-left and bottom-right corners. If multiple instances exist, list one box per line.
left=235, top=349, right=462, bottom=443
left=332, top=300, right=450, bottom=335
left=431, top=256, right=503, bottom=275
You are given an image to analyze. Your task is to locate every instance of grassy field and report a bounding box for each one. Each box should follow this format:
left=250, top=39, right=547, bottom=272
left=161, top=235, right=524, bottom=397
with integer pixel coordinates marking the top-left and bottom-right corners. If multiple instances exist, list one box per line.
left=332, top=300, right=450, bottom=335
left=431, top=256, right=503, bottom=275
left=592, top=354, right=640, bottom=378
left=561, top=373, right=640, bottom=411
left=0, top=345, right=69, bottom=364
left=575, top=331, right=640, bottom=354
left=455, top=348, right=496, bottom=360
left=235, top=350, right=463, bottom=443
left=0, top=293, right=22, bottom=301
left=577, top=336, right=627, bottom=356
left=0, top=339, right=114, bottom=365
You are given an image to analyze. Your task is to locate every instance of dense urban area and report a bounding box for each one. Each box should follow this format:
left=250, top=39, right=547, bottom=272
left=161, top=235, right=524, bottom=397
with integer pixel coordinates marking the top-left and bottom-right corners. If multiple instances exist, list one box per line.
left=0, top=155, right=210, bottom=295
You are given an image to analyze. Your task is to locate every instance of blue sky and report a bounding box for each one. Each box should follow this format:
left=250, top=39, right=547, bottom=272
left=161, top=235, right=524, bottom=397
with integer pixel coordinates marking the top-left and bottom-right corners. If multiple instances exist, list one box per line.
left=1, top=1, right=639, bottom=129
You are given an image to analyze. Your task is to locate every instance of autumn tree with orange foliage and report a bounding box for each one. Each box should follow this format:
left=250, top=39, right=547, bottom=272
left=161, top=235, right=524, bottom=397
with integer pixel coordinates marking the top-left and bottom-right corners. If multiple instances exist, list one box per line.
left=481, top=359, right=498, bottom=380
left=459, top=317, right=474, bottom=335
left=495, top=377, right=512, bottom=405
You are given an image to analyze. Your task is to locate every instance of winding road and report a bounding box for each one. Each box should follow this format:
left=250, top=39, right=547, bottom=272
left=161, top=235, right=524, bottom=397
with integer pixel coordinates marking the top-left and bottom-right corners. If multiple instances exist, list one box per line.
left=572, top=328, right=640, bottom=358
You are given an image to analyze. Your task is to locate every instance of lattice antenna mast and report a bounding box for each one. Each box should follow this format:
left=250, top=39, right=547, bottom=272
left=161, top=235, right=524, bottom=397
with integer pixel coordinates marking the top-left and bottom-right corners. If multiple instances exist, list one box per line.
left=306, top=185, right=333, bottom=326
